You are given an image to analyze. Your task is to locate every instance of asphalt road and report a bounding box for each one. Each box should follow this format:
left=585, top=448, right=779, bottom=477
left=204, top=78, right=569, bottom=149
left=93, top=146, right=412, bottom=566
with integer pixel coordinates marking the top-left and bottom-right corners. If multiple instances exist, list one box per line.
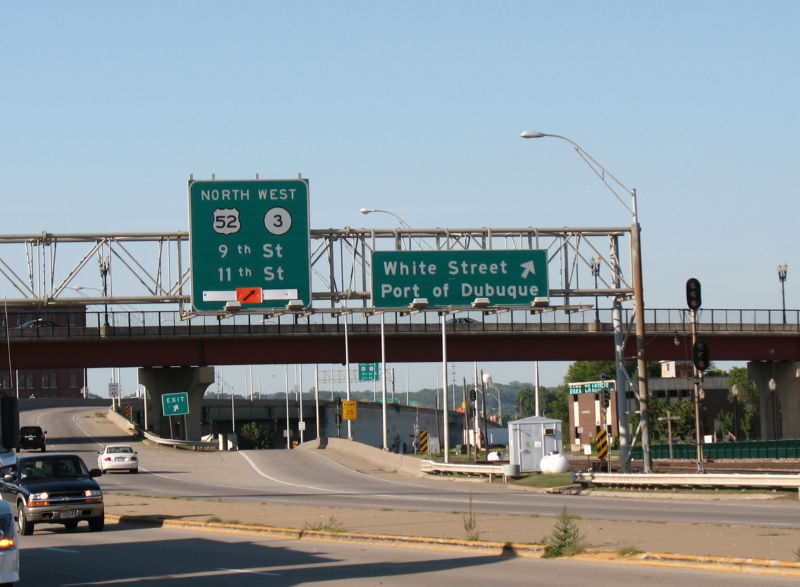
left=17, top=523, right=800, bottom=587
left=20, top=406, right=800, bottom=529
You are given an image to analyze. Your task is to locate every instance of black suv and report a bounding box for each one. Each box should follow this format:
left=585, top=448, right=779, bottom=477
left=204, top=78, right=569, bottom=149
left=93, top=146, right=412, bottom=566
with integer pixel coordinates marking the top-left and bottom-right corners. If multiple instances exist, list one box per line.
left=1, top=454, right=104, bottom=535
left=18, top=426, right=46, bottom=452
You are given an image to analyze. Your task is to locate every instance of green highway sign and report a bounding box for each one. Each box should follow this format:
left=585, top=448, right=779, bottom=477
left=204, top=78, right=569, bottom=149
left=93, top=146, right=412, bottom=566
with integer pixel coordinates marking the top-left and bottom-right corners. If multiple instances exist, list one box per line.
left=188, top=179, right=310, bottom=311
left=371, top=250, right=548, bottom=308
left=358, top=363, right=381, bottom=381
left=568, top=381, right=615, bottom=395
left=161, top=392, right=189, bottom=416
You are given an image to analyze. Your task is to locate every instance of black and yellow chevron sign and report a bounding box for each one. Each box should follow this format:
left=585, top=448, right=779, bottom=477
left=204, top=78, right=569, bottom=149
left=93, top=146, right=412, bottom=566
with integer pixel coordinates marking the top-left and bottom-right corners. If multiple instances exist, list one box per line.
left=596, top=428, right=608, bottom=460
left=419, top=430, right=428, bottom=453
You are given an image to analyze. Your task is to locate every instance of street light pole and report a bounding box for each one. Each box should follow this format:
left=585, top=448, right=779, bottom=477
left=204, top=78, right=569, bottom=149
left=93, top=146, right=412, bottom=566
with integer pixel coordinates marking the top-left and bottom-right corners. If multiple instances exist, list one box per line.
left=777, top=264, right=788, bottom=324
left=521, top=130, right=651, bottom=473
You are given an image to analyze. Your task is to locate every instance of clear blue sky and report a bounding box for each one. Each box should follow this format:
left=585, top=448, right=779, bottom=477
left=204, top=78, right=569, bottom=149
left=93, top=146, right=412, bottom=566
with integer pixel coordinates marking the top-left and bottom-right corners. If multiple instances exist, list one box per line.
left=2, top=2, right=797, bottom=398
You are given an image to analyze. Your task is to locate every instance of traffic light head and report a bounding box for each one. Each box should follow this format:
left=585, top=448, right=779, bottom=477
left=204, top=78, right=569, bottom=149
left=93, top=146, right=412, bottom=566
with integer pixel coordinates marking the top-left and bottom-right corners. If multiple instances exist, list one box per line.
left=686, top=278, right=702, bottom=310
left=602, top=388, right=611, bottom=408
left=693, top=340, right=710, bottom=371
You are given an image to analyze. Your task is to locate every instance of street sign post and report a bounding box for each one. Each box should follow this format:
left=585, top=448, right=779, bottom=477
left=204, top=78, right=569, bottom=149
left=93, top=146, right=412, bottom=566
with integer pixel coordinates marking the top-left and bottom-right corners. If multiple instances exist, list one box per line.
left=188, top=179, right=311, bottom=311
left=371, top=250, right=548, bottom=308
left=161, top=392, right=189, bottom=416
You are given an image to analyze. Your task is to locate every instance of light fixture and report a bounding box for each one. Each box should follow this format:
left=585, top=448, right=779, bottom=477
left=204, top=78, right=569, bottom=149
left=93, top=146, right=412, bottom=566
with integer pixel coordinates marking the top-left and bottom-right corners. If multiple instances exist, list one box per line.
left=532, top=296, right=550, bottom=308
left=285, top=299, right=305, bottom=311
left=471, top=297, right=490, bottom=308
left=520, top=130, right=546, bottom=139
left=409, top=298, right=429, bottom=310
left=224, top=301, right=242, bottom=312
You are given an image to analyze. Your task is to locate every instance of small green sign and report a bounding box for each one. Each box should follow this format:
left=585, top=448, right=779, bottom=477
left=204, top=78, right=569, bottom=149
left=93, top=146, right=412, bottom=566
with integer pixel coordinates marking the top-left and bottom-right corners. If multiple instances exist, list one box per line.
left=188, top=179, right=311, bottom=311
left=568, top=381, right=615, bottom=395
left=371, top=250, right=548, bottom=308
left=358, top=363, right=381, bottom=381
left=161, top=392, right=189, bottom=416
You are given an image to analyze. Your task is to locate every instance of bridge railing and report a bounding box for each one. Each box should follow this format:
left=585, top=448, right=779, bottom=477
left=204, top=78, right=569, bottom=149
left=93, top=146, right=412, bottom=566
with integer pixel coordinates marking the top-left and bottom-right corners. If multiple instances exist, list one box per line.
left=5, top=307, right=800, bottom=339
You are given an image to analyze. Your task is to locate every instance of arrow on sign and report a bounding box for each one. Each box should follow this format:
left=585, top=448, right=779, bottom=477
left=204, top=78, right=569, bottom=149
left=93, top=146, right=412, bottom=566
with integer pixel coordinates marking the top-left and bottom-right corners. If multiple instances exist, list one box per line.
left=172, top=404, right=181, bottom=413
left=520, top=261, right=537, bottom=278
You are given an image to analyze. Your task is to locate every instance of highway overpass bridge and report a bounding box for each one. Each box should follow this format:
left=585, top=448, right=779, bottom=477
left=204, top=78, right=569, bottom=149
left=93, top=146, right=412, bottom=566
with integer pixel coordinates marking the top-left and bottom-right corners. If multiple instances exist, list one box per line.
left=3, top=306, right=799, bottom=370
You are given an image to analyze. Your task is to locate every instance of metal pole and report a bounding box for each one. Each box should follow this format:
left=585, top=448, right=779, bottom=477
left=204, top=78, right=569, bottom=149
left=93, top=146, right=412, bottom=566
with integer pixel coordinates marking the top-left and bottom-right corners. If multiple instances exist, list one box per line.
left=610, top=235, right=630, bottom=471
left=298, top=364, right=304, bottom=444
left=441, top=314, right=449, bottom=463
left=380, top=313, right=388, bottom=451
left=314, top=364, right=320, bottom=441
left=630, top=199, right=652, bottom=474
left=344, top=313, right=352, bottom=440
left=534, top=361, right=541, bottom=417
left=691, top=308, right=705, bottom=473
left=284, top=364, right=290, bottom=449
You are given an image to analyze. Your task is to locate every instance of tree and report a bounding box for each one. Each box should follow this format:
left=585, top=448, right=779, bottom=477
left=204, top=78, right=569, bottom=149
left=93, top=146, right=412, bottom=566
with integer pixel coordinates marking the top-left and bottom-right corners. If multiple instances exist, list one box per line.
left=514, top=386, right=568, bottom=422
left=727, top=366, right=758, bottom=440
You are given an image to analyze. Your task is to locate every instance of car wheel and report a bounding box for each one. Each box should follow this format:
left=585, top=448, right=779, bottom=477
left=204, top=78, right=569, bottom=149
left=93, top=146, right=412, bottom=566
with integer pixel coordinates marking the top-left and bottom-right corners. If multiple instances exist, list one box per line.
left=130, top=468, right=138, bottom=474
left=64, top=520, right=78, bottom=531
left=17, top=508, right=33, bottom=536
left=89, top=516, right=104, bottom=532
left=14, top=448, right=19, bottom=453
left=41, top=446, right=46, bottom=452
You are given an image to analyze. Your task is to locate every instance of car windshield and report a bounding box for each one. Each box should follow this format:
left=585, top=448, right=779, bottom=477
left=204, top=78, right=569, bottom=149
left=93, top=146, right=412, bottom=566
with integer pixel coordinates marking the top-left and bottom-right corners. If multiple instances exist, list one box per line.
left=18, top=456, right=89, bottom=480
left=20, top=427, right=42, bottom=435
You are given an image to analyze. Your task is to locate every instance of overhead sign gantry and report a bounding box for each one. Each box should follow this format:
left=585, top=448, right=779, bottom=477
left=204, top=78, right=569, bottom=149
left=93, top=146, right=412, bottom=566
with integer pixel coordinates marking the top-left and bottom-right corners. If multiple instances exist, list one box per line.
left=188, top=178, right=311, bottom=312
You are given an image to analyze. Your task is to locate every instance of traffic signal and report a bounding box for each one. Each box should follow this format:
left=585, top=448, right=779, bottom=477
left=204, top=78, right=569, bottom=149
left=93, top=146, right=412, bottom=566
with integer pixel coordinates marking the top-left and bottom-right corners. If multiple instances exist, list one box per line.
left=602, top=388, right=611, bottom=408
left=686, top=278, right=702, bottom=310
left=693, top=340, right=710, bottom=371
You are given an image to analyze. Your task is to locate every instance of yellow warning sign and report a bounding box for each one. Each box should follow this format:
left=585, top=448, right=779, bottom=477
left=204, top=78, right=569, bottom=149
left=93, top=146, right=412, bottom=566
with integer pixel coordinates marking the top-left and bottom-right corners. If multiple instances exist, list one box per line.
left=596, top=428, right=608, bottom=460
left=342, top=400, right=358, bottom=420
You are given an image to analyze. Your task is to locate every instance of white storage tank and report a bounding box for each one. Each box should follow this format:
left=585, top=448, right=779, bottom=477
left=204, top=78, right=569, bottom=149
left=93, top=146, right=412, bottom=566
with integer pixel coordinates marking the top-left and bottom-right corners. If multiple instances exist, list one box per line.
left=508, top=416, right=563, bottom=473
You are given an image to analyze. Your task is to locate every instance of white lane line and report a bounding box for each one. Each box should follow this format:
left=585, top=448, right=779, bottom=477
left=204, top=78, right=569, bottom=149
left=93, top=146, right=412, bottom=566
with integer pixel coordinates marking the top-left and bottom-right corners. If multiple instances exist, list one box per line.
left=217, top=567, right=282, bottom=576
left=45, top=547, right=80, bottom=553
left=236, top=452, right=335, bottom=493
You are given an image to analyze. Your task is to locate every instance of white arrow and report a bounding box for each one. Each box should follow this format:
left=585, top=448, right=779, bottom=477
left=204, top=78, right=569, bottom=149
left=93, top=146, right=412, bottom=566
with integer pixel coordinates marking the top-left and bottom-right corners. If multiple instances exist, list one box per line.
left=172, top=404, right=181, bottom=413
left=520, top=261, right=536, bottom=279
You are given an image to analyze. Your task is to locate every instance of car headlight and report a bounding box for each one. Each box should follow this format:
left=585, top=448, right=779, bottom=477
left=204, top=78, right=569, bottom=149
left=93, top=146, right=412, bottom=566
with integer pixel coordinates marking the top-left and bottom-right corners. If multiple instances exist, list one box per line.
left=84, top=489, right=102, bottom=498
left=29, top=492, right=49, bottom=501
left=0, top=515, right=15, bottom=550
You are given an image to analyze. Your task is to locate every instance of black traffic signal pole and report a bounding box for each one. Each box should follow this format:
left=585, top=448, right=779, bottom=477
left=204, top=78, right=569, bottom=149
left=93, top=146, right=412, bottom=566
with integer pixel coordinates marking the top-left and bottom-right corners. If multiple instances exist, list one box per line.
left=687, top=277, right=705, bottom=474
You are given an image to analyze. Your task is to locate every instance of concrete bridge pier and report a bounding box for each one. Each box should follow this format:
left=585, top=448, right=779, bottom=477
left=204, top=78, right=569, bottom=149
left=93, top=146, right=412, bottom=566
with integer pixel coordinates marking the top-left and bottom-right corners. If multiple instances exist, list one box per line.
left=138, top=366, right=215, bottom=440
left=748, top=361, right=800, bottom=440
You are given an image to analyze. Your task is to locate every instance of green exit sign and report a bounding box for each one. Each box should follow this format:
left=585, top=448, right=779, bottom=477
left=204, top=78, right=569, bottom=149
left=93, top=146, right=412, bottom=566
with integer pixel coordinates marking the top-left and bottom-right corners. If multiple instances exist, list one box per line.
left=161, top=392, right=189, bottom=416
left=188, top=179, right=311, bottom=312
left=371, top=250, right=548, bottom=308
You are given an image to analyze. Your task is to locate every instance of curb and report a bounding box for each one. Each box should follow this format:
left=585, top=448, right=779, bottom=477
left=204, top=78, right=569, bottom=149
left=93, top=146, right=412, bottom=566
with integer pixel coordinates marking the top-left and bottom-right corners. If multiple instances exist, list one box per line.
left=106, top=514, right=800, bottom=576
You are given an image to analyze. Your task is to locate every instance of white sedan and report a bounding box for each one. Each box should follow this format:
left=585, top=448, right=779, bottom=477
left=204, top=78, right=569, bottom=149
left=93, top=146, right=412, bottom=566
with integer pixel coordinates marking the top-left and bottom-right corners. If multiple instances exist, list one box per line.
left=97, top=445, right=139, bottom=474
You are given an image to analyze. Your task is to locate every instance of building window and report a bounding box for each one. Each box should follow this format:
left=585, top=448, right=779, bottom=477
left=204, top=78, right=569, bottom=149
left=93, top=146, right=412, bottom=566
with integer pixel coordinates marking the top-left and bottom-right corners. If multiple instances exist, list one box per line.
left=0, top=374, right=9, bottom=390
left=20, top=374, right=34, bottom=389
left=42, top=373, right=58, bottom=389
left=69, top=372, right=78, bottom=388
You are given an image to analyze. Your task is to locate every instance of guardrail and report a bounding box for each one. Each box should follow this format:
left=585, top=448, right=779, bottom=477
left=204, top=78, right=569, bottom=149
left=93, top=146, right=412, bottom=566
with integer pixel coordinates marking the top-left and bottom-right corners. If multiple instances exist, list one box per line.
left=573, top=471, right=800, bottom=493
left=140, top=429, right=218, bottom=451
left=420, top=459, right=515, bottom=481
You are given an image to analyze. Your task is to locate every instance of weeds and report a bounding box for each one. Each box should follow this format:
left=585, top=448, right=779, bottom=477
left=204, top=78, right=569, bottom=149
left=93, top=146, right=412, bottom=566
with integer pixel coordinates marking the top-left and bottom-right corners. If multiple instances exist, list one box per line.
left=543, top=507, right=584, bottom=558
left=463, top=495, right=480, bottom=541
left=304, top=515, right=345, bottom=532
left=616, top=545, right=641, bottom=557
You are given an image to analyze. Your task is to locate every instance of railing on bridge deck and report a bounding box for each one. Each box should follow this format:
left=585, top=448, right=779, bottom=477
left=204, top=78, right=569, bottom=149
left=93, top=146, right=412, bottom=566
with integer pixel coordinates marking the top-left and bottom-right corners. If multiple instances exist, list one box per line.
left=6, top=307, right=800, bottom=339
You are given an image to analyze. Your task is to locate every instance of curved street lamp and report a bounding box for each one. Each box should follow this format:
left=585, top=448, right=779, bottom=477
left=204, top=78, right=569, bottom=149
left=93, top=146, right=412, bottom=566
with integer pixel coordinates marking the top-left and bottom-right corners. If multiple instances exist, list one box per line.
left=521, top=129, right=652, bottom=473
left=359, top=208, right=413, bottom=229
